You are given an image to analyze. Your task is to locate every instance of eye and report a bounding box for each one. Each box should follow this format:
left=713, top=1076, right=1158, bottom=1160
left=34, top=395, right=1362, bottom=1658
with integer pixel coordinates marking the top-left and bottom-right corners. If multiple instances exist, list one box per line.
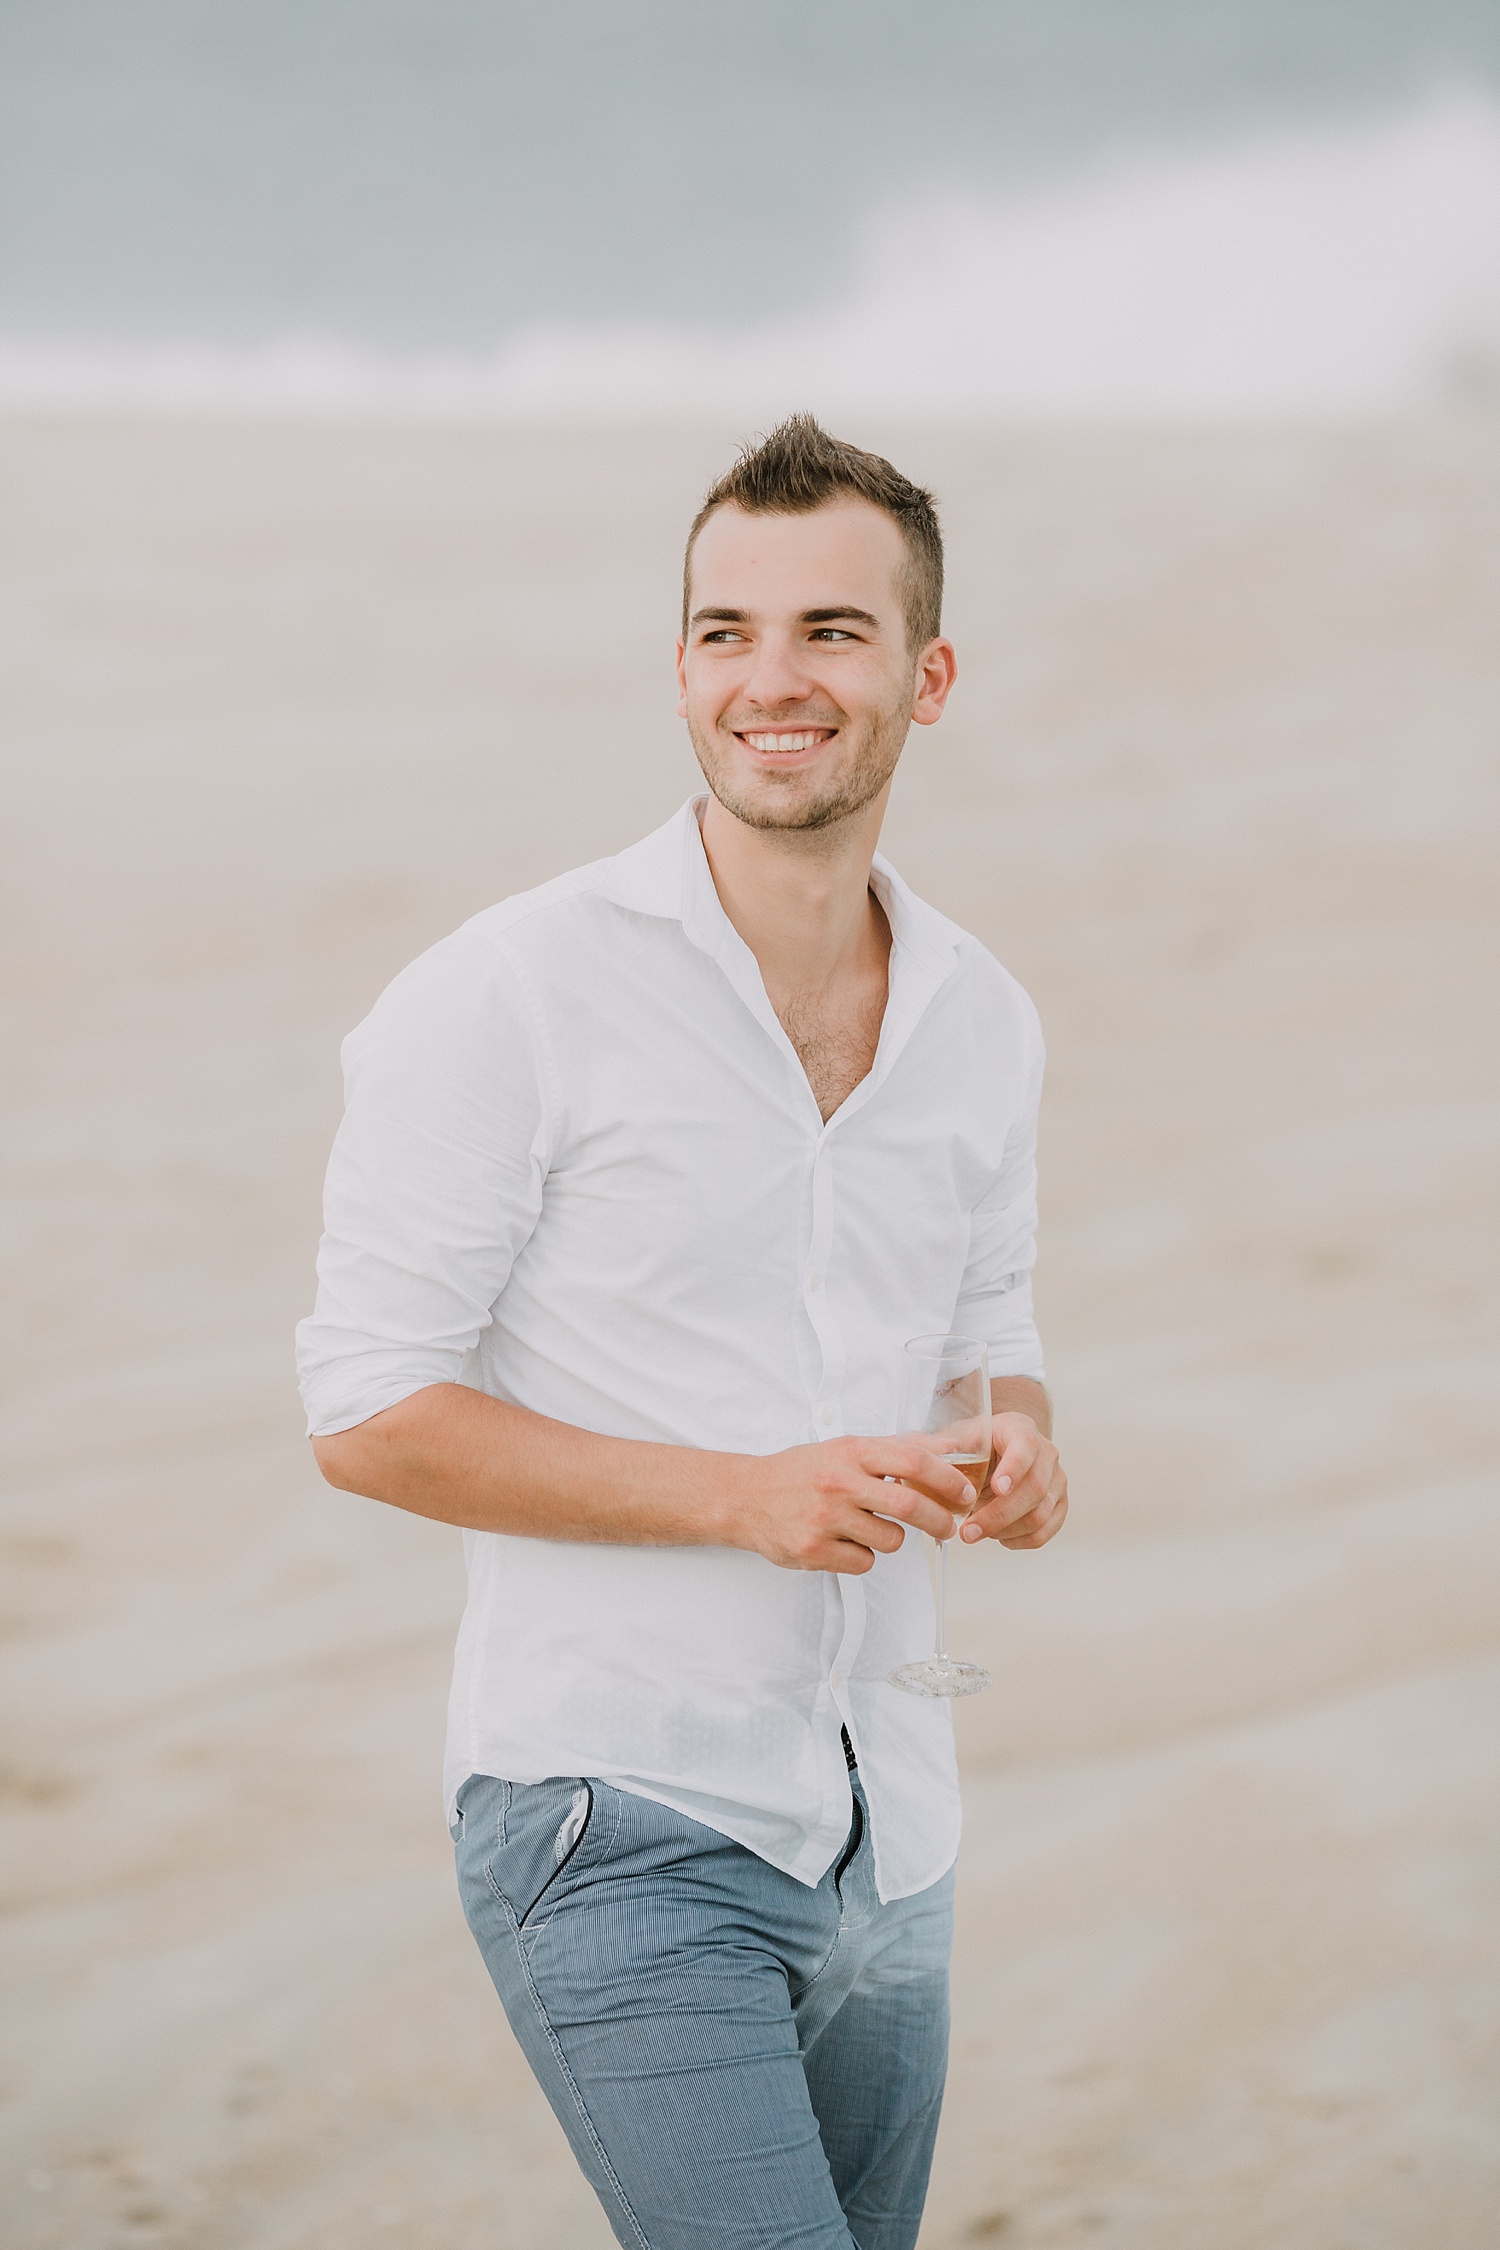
left=701, top=628, right=747, bottom=644
left=809, top=628, right=857, bottom=642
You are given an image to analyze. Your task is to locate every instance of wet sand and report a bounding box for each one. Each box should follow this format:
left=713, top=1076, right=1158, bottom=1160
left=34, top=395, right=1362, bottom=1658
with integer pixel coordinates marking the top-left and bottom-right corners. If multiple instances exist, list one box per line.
left=2, top=416, right=1497, bottom=2247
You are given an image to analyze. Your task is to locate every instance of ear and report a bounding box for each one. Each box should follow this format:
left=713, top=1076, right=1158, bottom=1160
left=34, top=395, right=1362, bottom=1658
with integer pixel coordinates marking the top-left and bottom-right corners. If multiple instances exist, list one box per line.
left=675, top=637, right=688, bottom=718
left=911, top=637, right=958, bottom=727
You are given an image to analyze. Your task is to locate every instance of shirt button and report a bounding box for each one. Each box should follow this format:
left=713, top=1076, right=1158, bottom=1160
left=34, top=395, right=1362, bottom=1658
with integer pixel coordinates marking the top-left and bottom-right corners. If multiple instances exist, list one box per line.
left=808, top=1273, right=822, bottom=1293
left=831, top=1668, right=843, bottom=1689
left=820, top=1407, right=834, bottom=1426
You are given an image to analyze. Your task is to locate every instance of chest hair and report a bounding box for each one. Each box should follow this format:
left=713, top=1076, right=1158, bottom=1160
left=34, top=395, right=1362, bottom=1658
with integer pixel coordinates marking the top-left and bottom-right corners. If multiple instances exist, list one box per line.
left=778, top=980, right=888, bottom=1124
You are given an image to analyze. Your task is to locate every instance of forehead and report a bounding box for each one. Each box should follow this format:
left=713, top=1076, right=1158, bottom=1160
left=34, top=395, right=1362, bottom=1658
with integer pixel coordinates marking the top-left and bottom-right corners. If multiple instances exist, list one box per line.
left=688, top=499, right=906, bottom=618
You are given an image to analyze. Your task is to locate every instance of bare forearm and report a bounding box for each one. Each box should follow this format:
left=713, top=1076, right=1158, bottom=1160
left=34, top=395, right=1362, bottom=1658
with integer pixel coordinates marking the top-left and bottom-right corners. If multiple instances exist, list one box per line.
left=312, top=1383, right=747, bottom=1544
left=310, top=1381, right=997, bottom=1574
left=991, top=1374, right=1051, bottom=1437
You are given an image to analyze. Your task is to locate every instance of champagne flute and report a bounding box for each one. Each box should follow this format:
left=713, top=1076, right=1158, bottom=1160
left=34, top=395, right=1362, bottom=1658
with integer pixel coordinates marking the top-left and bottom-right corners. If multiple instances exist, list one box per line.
left=888, top=1332, right=993, bottom=1698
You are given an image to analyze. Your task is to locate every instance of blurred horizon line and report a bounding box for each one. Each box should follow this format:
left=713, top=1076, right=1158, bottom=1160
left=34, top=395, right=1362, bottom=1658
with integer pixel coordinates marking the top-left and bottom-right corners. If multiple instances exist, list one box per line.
left=3, top=92, right=1498, bottom=426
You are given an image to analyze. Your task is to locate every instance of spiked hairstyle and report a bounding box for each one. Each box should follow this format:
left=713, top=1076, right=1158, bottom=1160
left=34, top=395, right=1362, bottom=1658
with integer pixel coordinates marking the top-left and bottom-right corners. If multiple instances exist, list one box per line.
left=682, top=414, right=944, bottom=654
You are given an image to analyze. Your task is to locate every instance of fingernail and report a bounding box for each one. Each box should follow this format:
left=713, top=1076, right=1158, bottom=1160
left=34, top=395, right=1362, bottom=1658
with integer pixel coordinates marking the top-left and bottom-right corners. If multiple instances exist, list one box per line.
left=997, top=1476, right=1012, bottom=1494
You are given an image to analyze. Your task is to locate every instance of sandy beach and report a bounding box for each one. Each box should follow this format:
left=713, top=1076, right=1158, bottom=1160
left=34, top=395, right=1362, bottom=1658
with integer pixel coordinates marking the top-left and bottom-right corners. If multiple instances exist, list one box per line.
left=2, top=415, right=1497, bottom=2248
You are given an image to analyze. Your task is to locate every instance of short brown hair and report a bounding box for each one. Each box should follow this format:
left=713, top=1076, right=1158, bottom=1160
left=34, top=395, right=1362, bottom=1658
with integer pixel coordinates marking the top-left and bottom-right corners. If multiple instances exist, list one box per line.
left=682, top=414, right=944, bottom=654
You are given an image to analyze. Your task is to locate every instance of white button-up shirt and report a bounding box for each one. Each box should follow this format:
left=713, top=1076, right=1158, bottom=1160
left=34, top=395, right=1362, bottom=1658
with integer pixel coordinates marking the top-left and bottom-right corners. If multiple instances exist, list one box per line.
left=297, top=799, right=1045, bottom=1901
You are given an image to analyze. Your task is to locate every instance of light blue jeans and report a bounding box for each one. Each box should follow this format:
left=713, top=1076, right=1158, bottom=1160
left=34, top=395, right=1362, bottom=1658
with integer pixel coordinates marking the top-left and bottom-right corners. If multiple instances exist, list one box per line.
left=453, top=1767, right=954, bottom=2250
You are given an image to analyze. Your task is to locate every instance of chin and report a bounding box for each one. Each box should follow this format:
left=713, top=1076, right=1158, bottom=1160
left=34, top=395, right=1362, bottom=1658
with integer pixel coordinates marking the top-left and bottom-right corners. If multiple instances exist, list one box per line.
left=705, top=761, right=821, bottom=820
left=724, top=781, right=870, bottom=835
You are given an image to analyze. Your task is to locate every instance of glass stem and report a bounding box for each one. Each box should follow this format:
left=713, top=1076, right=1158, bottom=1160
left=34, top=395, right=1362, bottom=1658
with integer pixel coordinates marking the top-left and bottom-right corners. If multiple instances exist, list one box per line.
left=936, top=1538, right=949, bottom=1661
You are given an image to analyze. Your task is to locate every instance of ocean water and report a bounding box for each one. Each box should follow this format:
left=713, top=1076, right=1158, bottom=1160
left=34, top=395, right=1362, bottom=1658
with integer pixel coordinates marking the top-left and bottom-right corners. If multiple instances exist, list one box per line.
left=3, top=0, right=1499, bottom=417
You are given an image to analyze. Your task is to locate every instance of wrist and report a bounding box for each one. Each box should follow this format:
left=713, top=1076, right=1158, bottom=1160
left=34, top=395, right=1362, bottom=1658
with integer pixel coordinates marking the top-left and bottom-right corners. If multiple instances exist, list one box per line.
left=696, top=1449, right=761, bottom=1549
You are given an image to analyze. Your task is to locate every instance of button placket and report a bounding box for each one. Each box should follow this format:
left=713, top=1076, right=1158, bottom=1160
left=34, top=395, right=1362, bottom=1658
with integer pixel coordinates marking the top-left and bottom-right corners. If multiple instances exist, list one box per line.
left=802, top=1124, right=846, bottom=1437
left=829, top=1573, right=866, bottom=1722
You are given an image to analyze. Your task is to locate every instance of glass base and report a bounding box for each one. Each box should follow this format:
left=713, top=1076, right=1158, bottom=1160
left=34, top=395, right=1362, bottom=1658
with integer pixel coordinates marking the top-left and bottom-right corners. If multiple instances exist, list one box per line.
left=888, top=1656, right=992, bottom=1699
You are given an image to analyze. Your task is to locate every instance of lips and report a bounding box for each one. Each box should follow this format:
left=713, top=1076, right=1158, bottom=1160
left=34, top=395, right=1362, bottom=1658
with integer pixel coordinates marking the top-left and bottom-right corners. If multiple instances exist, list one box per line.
left=735, top=729, right=836, bottom=755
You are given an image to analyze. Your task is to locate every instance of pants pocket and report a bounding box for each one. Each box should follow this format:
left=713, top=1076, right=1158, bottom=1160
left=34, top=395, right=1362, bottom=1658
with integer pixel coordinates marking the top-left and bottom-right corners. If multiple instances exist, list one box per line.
left=484, top=1775, right=602, bottom=1931
left=451, top=1771, right=509, bottom=1844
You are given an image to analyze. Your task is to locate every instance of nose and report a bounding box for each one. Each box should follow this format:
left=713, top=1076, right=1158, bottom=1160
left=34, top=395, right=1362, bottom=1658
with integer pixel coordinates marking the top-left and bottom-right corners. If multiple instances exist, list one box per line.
left=742, top=630, right=814, bottom=711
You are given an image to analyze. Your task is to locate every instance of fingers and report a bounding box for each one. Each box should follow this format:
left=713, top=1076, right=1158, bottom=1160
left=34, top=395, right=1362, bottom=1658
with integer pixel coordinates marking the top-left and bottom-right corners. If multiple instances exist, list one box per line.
left=964, top=1465, right=1068, bottom=1549
left=756, top=1505, right=899, bottom=1573
left=859, top=1439, right=973, bottom=1541
left=961, top=1409, right=1066, bottom=1548
left=804, top=1438, right=967, bottom=1555
left=801, top=1509, right=908, bottom=1573
left=800, top=1536, right=880, bottom=1576
left=962, top=1417, right=1060, bottom=1543
left=863, top=1439, right=974, bottom=1515
left=812, top=1474, right=1067, bottom=1569
left=870, top=1477, right=961, bottom=1543
left=999, top=1489, right=1068, bottom=1549
left=990, top=1418, right=1052, bottom=1502
left=753, top=1434, right=1001, bottom=1578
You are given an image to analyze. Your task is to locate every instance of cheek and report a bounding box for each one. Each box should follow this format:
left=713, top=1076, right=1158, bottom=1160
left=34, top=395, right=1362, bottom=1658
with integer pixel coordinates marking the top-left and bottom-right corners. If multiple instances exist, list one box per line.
left=682, top=668, right=736, bottom=730
left=683, top=661, right=724, bottom=715
left=844, top=669, right=913, bottom=738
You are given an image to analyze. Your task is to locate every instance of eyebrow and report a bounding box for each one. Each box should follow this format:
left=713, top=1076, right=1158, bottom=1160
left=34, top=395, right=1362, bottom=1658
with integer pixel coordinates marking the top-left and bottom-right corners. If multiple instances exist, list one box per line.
left=689, top=605, right=883, bottom=630
left=801, top=607, right=882, bottom=630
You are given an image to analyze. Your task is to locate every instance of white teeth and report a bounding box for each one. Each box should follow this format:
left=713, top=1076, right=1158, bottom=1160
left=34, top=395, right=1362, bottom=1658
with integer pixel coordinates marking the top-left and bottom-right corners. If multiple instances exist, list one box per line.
left=745, top=731, right=823, bottom=753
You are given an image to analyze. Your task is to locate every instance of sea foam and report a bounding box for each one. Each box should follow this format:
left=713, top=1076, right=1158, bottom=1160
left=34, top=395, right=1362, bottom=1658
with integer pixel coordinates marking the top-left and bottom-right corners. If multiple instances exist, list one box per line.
left=3, top=95, right=1497, bottom=422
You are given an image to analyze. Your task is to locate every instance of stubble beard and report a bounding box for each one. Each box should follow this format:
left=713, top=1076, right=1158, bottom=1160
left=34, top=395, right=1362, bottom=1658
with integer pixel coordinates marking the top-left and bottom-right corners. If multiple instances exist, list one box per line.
left=687, top=685, right=914, bottom=835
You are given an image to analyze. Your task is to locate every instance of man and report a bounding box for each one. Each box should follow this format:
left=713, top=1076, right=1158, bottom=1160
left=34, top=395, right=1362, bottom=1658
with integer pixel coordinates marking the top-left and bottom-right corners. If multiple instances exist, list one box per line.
left=297, top=415, right=1067, bottom=2250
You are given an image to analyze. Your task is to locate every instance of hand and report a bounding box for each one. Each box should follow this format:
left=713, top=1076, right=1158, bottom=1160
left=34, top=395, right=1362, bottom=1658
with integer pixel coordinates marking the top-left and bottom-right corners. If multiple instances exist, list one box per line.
left=734, top=1437, right=976, bottom=1575
left=960, top=1413, right=1068, bottom=1549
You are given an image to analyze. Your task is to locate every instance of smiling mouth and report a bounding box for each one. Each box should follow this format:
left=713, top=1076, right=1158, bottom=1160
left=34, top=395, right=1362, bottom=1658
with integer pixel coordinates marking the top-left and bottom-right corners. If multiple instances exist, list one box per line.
left=734, top=728, right=837, bottom=755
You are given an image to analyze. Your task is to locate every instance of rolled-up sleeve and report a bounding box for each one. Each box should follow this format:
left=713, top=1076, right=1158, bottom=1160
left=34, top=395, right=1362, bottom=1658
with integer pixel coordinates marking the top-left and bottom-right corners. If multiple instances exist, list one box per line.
left=295, top=926, right=550, bottom=1436
left=954, top=991, right=1046, bottom=1381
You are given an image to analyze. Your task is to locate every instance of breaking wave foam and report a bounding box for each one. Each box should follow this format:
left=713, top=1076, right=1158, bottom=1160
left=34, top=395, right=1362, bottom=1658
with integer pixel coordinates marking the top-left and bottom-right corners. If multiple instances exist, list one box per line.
left=4, top=95, right=1499, bottom=423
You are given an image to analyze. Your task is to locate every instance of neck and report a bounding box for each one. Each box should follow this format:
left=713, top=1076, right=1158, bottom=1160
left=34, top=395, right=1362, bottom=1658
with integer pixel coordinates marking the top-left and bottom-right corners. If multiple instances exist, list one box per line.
left=697, top=784, right=891, bottom=1004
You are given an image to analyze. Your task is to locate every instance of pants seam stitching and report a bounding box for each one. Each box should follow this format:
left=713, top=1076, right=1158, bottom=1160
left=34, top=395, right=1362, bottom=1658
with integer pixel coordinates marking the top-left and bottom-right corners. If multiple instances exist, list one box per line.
left=503, top=1891, right=653, bottom=2250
